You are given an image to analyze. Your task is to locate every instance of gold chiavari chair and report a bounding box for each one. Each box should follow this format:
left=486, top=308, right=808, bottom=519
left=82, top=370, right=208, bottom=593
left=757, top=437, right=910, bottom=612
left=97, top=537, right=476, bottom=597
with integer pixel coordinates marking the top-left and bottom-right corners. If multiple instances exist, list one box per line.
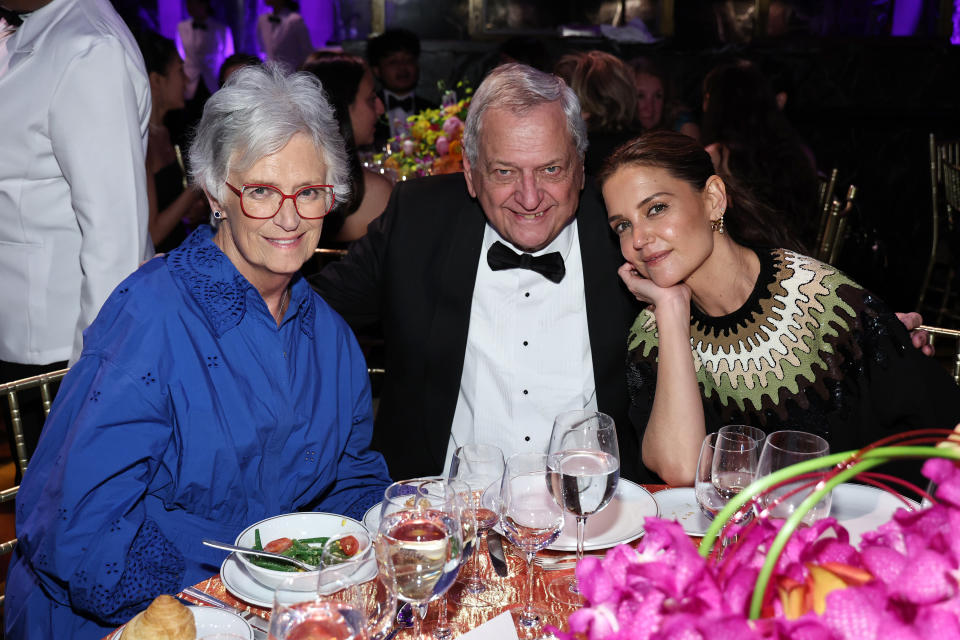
left=815, top=183, right=857, bottom=265
left=918, top=134, right=960, bottom=324
left=920, top=325, right=960, bottom=386
left=0, top=367, right=69, bottom=607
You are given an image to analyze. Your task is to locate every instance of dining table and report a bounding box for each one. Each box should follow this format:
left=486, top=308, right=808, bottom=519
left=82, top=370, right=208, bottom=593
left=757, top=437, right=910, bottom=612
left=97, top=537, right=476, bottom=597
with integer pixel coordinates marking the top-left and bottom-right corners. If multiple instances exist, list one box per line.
left=104, top=484, right=674, bottom=639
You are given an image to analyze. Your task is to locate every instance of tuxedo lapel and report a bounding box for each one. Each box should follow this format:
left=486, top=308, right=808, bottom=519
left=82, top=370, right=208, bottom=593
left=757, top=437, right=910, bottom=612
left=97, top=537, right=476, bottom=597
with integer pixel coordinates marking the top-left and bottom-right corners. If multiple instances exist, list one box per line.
left=421, top=195, right=486, bottom=467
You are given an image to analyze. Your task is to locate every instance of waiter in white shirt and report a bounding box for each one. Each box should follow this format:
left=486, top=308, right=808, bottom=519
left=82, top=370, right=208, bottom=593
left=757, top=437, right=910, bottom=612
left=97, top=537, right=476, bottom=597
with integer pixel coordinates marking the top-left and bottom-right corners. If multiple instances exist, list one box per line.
left=0, top=0, right=151, bottom=477
left=176, top=0, right=234, bottom=102
left=256, top=0, right=314, bottom=72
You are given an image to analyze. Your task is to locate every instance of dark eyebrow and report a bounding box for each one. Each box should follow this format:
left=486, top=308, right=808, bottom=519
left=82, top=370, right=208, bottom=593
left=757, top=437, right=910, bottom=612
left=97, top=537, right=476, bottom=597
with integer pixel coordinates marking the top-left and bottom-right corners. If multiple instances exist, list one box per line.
left=607, top=191, right=673, bottom=223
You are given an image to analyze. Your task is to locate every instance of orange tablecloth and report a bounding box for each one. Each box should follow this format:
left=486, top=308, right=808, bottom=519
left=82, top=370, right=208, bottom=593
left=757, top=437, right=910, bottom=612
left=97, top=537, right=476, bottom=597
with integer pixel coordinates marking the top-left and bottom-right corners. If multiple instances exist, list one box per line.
left=109, top=484, right=673, bottom=638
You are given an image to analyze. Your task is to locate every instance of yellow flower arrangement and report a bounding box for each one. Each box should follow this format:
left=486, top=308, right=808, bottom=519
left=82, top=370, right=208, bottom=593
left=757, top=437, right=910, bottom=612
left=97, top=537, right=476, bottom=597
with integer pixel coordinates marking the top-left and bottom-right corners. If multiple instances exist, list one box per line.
left=377, top=83, right=472, bottom=180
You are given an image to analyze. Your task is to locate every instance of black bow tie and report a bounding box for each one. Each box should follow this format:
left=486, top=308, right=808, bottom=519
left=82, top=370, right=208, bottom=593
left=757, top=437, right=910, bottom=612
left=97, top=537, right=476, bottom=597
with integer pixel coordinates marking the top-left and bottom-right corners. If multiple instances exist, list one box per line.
left=385, top=94, right=414, bottom=112
left=192, top=20, right=207, bottom=30
left=0, top=7, right=23, bottom=27
left=487, top=241, right=565, bottom=283
left=268, top=14, right=281, bottom=24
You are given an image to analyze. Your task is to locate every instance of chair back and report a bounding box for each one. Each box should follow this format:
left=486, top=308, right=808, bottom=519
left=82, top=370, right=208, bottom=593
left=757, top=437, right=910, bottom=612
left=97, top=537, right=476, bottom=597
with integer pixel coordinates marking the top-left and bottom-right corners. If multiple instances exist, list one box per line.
left=1, top=368, right=69, bottom=477
left=918, top=134, right=960, bottom=322
left=0, top=367, right=68, bottom=608
left=920, top=325, right=960, bottom=385
left=815, top=178, right=857, bottom=265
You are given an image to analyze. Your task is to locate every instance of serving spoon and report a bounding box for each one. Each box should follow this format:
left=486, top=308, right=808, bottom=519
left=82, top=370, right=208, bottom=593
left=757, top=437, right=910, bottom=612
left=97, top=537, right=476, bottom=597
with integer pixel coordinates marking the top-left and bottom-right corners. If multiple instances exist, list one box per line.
left=202, top=538, right=319, bottom=571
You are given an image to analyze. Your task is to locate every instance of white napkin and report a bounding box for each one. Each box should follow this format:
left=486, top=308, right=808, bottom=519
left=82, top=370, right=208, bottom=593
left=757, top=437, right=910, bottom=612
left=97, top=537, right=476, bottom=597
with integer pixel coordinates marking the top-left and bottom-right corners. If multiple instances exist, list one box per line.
left=457, top=611, right=521, bottom=640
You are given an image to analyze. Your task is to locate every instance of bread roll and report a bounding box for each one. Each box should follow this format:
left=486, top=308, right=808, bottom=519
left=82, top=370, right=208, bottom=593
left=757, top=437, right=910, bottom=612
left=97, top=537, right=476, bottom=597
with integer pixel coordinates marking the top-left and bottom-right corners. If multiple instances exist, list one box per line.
left=123, top=594, right=196, bottom=640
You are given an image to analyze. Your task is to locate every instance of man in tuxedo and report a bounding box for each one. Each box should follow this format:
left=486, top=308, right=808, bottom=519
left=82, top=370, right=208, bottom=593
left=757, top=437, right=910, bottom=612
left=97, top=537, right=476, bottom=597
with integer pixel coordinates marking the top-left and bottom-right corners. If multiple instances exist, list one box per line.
left=311, top=63, right=645, bottom=482
left=367, top=28, right=437, bottom=147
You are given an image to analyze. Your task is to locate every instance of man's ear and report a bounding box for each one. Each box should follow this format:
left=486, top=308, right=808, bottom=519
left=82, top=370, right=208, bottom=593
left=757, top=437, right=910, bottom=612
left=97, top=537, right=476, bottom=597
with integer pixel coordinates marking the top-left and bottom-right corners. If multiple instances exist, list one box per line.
left=462, top=155, right=477, bottom=199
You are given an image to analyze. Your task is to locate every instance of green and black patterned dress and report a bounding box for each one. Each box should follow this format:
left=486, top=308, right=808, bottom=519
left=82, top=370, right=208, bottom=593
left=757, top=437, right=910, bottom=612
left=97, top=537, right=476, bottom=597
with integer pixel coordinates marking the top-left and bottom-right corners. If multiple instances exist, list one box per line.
left=626, top=248, right=960, bottom=483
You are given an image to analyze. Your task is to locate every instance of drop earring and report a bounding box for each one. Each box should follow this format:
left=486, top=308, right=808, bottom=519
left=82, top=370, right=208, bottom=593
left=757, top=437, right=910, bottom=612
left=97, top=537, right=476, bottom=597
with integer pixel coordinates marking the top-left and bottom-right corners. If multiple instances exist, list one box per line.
left=711, top=209, right=725, bottom=234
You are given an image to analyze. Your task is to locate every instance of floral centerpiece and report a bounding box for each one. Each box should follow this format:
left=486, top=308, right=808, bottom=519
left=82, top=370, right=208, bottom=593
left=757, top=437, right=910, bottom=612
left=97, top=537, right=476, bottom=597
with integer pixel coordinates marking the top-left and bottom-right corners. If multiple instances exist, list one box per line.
left=376, top=82, right=472, bottom=180
left=554, top=429, right=960, bottom=640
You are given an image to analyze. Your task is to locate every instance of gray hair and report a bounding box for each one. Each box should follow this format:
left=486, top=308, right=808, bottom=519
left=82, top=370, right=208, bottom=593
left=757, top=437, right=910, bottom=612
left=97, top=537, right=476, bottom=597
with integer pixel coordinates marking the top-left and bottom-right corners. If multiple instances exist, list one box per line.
left=462, top=63, right=588, bottom=166
left=189, top=63, right=350, bottom=207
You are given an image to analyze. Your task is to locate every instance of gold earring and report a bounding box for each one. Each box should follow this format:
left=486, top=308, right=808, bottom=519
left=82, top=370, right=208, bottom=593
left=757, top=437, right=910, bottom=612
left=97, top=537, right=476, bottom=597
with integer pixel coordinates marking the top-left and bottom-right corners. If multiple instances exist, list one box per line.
left=711, top=210, right=725, bottom=234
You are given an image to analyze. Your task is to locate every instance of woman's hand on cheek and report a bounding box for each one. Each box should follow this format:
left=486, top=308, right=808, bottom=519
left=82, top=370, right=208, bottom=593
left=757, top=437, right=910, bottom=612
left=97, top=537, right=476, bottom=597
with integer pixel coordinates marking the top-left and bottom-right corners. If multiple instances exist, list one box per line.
left=617, top=262, right=691, bottom=312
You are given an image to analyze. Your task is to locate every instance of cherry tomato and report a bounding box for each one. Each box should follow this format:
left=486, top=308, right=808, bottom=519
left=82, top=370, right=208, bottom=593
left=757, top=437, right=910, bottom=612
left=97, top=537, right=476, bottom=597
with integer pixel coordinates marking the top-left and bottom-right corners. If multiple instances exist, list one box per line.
left=264, top=537, right=294, bottom=553
left=338, top=535, right=359, bottom=556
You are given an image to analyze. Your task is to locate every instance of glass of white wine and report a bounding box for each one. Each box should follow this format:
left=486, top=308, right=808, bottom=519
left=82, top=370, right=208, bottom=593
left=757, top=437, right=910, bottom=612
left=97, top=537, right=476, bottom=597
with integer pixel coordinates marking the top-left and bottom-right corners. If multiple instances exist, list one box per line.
left=376, top=478, right=466, bottom=640
left=757, top=430, right=832, bottom=524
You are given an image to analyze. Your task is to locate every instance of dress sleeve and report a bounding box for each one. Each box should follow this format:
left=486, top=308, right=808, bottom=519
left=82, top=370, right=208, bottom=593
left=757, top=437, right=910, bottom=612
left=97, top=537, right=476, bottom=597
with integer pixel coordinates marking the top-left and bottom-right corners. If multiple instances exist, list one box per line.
left=15, top=355, right=184, bottom=625
left=311, top=333, right=391, bottom=520
left=49, top=39, right=149, bottom=362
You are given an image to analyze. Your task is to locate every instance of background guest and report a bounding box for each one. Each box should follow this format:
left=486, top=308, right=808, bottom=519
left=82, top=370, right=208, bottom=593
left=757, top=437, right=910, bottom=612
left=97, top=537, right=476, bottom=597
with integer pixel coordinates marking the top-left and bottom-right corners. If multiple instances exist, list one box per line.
left=554, top=50, right=641, bottom=177
left=0, top=0, right=151, bottom=477
left=700, top=59, right=818, bottom=249
left=256, top=0, right=313, bottom=71
left=175, top=0, right=233, bottom=111
left=599, top=131, right=960, bottom=486
left=302, top=53, right=392, bottom=244
left=629, top=57, right=700, bottom=141
left=367, top=28, right=436, bottom=146
left=5, top=64, right=390, bottom=640
left=138, top=30, right=210, bottom=253
left=218, top=51, right=261, bottom=87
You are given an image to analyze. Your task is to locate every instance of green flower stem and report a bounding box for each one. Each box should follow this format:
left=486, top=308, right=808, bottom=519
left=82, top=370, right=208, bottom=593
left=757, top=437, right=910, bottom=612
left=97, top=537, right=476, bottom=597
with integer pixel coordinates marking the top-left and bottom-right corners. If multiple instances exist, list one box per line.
left=696, top=445, right=960, bottom=619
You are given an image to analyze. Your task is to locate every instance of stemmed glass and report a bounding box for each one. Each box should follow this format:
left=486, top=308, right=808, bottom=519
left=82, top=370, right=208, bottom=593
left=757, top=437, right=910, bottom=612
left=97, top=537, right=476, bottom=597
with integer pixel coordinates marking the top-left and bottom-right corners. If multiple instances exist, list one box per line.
left=546, top=410, right=619, bottom=603
left=711, top=431, right=761, bottom=502
left=376, top=478, right=468, bottom=640
left=695, top=433, right=726, bottom=519
left=448, top=444, right=506, bottom=608
left=757, top=430, right=832, bottom=524
left=500, top=452, right=565, bottom=638
left=269, top=531, right=394, bottom=639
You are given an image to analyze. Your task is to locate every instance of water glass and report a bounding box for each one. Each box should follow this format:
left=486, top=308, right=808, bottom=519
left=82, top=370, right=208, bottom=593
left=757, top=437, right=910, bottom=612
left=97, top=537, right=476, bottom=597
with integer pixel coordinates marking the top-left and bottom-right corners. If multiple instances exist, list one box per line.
left=757, top=430, right=832, bottom=524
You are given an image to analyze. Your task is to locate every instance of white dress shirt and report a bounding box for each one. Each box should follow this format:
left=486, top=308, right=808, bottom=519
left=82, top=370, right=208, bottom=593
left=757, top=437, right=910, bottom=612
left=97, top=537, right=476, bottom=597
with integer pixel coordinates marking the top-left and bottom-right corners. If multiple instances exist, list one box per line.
left=255, top=9, right=314, bottom=72
left=382, top=89, right=417, bottom=138
left=445, top=220, right=597, bottom=470
left=175, top=16, right=234, bottom=98
left=0, top=0, right=152, bottom=364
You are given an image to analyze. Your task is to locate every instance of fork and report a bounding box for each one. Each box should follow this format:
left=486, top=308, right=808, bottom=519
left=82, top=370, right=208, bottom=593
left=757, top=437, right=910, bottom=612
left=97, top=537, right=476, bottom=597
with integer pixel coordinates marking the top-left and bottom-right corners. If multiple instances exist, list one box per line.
left=180, top=586, right=270, bottom=638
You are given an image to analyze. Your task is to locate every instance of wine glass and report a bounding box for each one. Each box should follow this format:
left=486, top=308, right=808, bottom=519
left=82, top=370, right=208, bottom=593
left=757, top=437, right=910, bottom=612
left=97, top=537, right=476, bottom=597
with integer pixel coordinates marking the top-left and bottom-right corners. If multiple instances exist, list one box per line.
left=377, top=478, right=466, bottom=640
left=695, top=433, right=727, bottom=520
left=711, top=431, right=760, bottom=502
left=500, top=452, right=565, bottom=638
left=269, top=531, right=392, bottom=640
left=718, top=424, right=766, bottom=448
left=546, top=410, right=619, bottom=603
left=448, top=443, right=506, bottom=608
left=756, top=430, right=832, bottom=524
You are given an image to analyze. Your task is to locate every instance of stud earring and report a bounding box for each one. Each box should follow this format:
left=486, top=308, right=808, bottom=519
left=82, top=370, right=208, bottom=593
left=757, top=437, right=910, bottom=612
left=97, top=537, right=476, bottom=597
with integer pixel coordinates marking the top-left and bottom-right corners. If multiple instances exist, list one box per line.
left=213, top=210, right=223, bottom=219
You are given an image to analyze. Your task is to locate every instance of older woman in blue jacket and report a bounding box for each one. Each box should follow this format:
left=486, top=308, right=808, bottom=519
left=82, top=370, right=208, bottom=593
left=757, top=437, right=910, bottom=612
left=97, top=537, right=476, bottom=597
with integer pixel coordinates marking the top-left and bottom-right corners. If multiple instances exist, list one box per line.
left=6, top=64, right=391, bottom=639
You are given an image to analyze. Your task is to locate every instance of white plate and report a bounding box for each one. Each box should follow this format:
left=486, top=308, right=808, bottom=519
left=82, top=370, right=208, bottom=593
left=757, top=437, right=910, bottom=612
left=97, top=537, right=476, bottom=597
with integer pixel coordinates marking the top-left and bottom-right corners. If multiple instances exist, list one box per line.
left=111, top=605, right=253, bottom=639
left=652, top=487, right=713, bottom=536
left=550, top=478, right=659, bottom=551
left=831, top=483, right=919, bottom=547
left=364, top=479, right=659, bottom=551
left=220, top=549, right=378, bottom=608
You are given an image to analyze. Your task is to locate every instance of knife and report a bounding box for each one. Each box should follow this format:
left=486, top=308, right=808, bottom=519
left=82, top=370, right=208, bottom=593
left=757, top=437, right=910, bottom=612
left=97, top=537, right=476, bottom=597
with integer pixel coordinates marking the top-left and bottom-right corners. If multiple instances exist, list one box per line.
left=486, top=531, right=509, bottom=577
left=181, top=586, right=269, bottom=639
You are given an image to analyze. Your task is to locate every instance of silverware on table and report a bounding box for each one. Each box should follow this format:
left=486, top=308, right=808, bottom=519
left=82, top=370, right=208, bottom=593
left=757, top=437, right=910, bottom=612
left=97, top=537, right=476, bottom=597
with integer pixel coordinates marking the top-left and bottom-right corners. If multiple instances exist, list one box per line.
left=201, top=538, right=318, bottom=571
left=486, top=530, right=510, bottom=577
left=380, top=601, right=414, bottom=640
left=181, top=586, right=270, bottom=639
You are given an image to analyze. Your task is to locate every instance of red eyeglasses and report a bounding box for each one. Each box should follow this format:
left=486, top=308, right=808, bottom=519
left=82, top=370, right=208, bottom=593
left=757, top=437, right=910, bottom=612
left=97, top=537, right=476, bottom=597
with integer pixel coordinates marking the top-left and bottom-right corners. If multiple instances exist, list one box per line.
left=225, top=182, right=336, bottom=219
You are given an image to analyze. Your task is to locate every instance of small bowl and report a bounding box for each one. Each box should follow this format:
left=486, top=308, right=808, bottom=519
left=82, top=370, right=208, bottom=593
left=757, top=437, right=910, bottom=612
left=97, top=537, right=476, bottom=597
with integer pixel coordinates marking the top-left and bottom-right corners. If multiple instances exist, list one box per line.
left=233, top=512, right=375, bottom=592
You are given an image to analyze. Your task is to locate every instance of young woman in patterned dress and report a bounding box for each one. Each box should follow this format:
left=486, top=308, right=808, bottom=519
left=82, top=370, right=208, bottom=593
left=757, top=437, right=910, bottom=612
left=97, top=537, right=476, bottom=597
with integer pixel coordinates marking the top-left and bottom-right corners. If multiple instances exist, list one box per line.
left=600, top=131, right=960, bottom=486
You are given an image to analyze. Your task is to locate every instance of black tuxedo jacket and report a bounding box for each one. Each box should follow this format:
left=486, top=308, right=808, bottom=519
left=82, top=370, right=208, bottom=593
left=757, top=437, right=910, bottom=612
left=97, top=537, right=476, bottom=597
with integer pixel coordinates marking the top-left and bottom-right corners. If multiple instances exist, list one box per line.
left=310, top=173, right=649, bottom=482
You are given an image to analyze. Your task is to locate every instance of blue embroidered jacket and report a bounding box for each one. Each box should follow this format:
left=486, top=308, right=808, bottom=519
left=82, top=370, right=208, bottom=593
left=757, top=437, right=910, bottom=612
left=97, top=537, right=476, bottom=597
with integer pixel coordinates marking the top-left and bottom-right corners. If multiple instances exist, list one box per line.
left=6, top=226, right=390, bottom=639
